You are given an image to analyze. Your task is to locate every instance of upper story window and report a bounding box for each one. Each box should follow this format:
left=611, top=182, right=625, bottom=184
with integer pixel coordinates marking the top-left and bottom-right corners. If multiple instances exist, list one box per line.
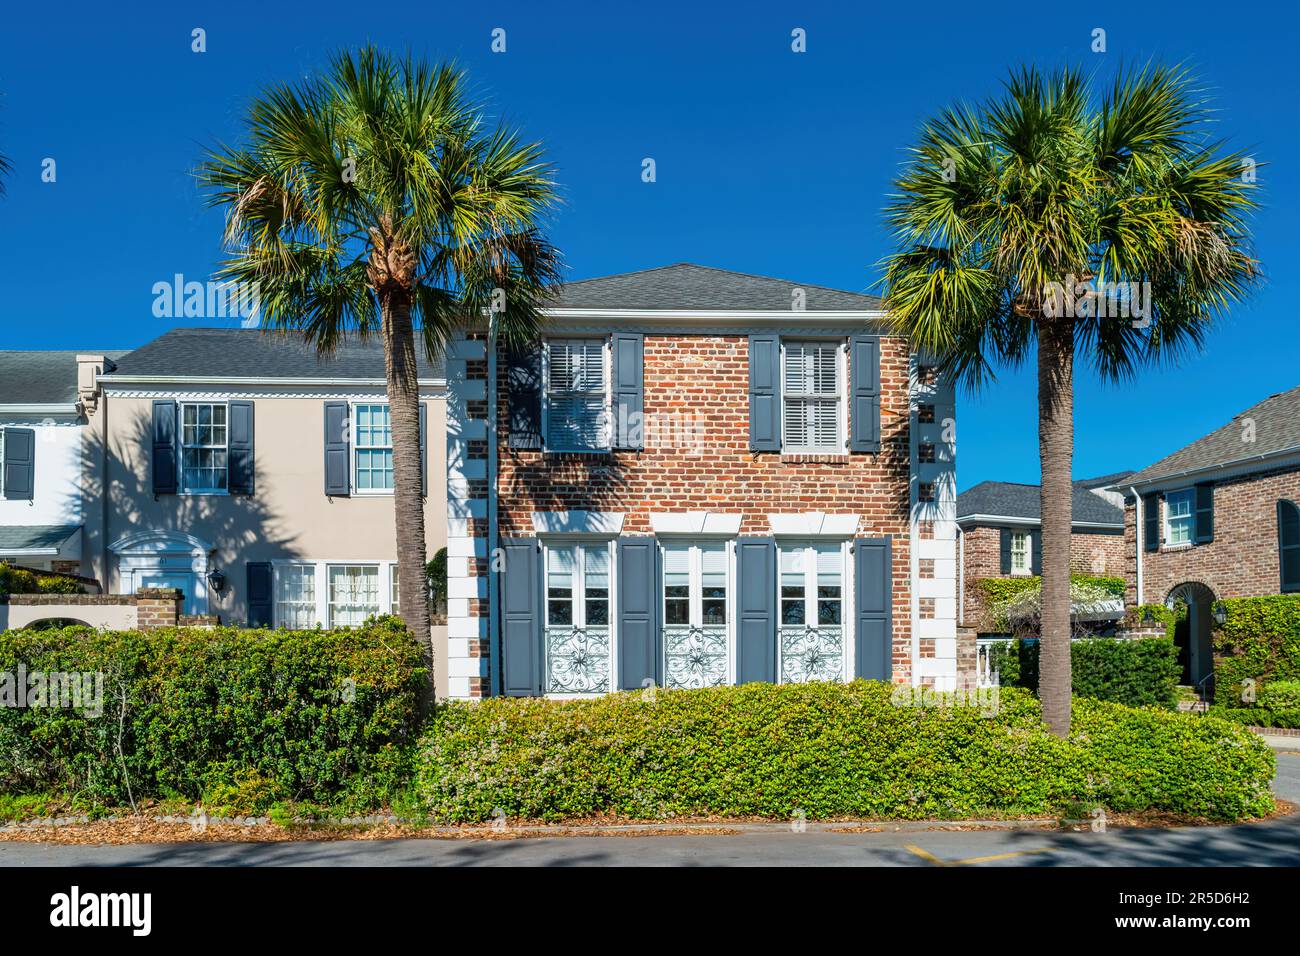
left=180, top=402, right=228, bottom=493
left=353, top=403, right=394, bottom=492
left=1280, top=500, right=1300, bottom=593
left=545, top=339, right=609, bottom=451
left=782, top=340, right=844, bottom=453
left=1010, top=531, right=1031, bottom=575
left=1164, top=488, right=1195, bottom=546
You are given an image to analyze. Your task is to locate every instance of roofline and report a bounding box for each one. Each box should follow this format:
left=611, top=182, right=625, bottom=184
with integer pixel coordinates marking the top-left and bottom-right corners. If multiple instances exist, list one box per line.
left=0, top=547, right=61, bottom=556
left=539, top=308, right=888, bottom=322
left=100, top=375, right=447, bottom=388
left=955, top=512, right=1123, bottom=530
left=0, top=403, right=80, bottom=416
left=1114, top=443, right=1300, bottom=492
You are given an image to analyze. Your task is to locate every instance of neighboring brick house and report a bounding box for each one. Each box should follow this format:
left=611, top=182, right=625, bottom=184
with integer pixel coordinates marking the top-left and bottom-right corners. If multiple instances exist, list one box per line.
left=1114, top=385, right=1300, bottom=689
left=443, top=263, right=959, bottom=700
left=956, top=475, right=1129, bottom=634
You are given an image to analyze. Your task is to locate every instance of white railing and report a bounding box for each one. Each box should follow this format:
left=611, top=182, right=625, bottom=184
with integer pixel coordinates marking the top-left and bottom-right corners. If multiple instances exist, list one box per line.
left=975, top=637, right=1007, bottom=688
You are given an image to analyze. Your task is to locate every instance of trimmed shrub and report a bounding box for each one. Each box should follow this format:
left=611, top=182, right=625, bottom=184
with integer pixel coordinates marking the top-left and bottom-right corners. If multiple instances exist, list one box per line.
left=1214, top=595, right=1300, bottom=693
left=0, top=563, right=84, bottom=598
left=988, top=637, right=1180, bottom=709
left=0, top=617, right=425, bottom=807
left=416, top=682, right=1273, bottom=823
left=1209, top=678, right=1300, bottom=729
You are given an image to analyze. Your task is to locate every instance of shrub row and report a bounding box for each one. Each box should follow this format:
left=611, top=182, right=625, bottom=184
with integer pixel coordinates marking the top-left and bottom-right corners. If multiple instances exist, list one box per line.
left=1214, top=595, right=1300, bottom=692
left=0, top=618, right=425, bottom=808
left=987, top=637, right=1181, bottom=709
left=0, top=563, right=83, bottom=598
left=416, top=681, right=1274, bottom=823
left=979, top=575, right=1125, bottom=630
left=1209, top=679, right=1300, bottom=729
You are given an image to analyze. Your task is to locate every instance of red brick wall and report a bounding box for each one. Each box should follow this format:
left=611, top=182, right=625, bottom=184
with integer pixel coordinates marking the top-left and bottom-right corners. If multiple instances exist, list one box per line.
left=1123, top=464, right=1300, bottom=606
left=497, top=332, right=916, bottom=681
left=961, top=524, right=1125, bottom=631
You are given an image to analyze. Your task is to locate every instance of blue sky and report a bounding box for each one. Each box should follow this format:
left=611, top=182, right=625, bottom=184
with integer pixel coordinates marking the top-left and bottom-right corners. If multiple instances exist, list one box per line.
left=1, top=1, right=1296, bottom=489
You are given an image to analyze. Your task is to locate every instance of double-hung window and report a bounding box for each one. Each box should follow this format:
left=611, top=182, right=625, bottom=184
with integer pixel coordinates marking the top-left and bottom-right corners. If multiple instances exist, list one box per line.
left=779, top=542, right=846, bottom=683
left=275, top=563, right=318, bottom=629
left=328, top=564, right=381, bottom=626
left=661, top=542, right=729, bottom=689
left=353, top=403, right=394, bottom=492
left=545, top=339, right=609, bottom=451
left=1164, top=489, right=1195, bottom=546
left=1010, top=531, right=1031, bottom=575
left=180, top=402, right=228, bottom=493
left=544, top=544, right=612, bottom=693
left=782, top=340, right=844, bottom=453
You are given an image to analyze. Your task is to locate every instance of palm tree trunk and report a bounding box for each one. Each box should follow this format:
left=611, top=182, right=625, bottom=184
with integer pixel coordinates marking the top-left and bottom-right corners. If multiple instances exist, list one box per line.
left=379, top=291, right=435, bottom=691
left=1037, top=313, right=1075, bottom=738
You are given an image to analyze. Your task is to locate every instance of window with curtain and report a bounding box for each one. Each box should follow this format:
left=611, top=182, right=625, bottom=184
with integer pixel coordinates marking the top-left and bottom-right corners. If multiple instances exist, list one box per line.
left=328, top=564, right=380, bottom=626
left=275, top=564, right=318, bottom=628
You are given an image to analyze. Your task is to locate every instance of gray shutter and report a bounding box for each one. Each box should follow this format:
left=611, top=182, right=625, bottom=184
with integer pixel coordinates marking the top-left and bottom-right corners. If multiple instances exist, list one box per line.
left=748, top=334, right=780, bottom=452
left=506, top=347, right=543, bottom=450
left=228, top=401, right=255, bottom=496
left=323, top=401, right=351, bottom=497
left=419, top=402, right=428, bottom=497
left=611, top=332, right=644, bottom=450
left=736, top=536, right=776, bottom=682
left=1279, top=500, right=1300, bottom=594
left=854, top=537, right=892, bottom=680
left=246, top=561, right=273, bottom=627
left=1143, top=493, right=1161, bottom=552
left=501, top=537, right=542, bottom=696
left=618, top=537, right=659, bottom=689
left=1030, top=529, right=1042, bottom=576
left=1194, top=483, right=1214, bottom=544
left=151, top=400, right=178, bottom=495
left=999, top=529, right=1012, bottom=574
left=849, top=335, right=881, bottom=453
left=1, top=428, right=34, bottom=500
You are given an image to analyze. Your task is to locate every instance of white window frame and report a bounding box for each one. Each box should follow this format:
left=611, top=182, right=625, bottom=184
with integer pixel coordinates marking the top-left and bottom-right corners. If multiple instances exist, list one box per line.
left=351, top=402, right=394, bottom=495
left=178, top=401, right=230, bottom=495
left=780, top=338, right=848, bottom=454
left=777, top=540, right=850, bottom=682
left=542, top=540, right=616, bottom=696
left=542, top=338, right=611, bottom=453
left=659, top=540, right=733, bottom=685
left=0, top=429, right=5, bottom=497
left=1164, top=488, right=1195, bottom=547
left=271, top=560, right=400, bottom=628
left=1009, top=531, right=1032, bottom=576
left=274, top=562, right=318, bottom=629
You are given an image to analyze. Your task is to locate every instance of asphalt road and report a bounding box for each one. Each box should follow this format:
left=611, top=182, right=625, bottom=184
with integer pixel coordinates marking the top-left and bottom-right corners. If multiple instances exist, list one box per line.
left=3, top=753, right=1298, bottom=868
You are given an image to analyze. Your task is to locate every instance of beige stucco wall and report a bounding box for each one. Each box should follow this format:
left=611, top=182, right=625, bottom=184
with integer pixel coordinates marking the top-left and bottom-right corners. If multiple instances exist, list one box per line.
left=0, top=601, right=138, bottom=631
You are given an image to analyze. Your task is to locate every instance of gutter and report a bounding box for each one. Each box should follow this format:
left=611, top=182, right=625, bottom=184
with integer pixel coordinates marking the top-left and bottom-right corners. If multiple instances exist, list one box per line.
left=1130, top=485, right=1144, bottom=606
left=100, top=375, right=447, bottom=388
left=0, top=404, right=79, bottom=415
left=955, top=513, right=1123, bottom=531
left=1115, top=443, right=1300, bottom=492
left=540, top=308, right=888, bottom=320
left=486, top=327, right=501, bottom=696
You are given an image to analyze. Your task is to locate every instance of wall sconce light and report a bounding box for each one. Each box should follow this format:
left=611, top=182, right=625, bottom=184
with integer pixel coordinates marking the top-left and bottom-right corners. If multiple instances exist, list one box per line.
left=1141, top=608, right=1156, bottom=625
left=1213, top=602, right=1227, bottom=627
left=207, top=568, right=227, bottom=594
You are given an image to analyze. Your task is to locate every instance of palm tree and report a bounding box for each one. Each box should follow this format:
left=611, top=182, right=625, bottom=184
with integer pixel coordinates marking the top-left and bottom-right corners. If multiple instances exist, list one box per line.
left=883, top=65, right=1258, bottom=736
left=201, top=47, right=561, bottom=684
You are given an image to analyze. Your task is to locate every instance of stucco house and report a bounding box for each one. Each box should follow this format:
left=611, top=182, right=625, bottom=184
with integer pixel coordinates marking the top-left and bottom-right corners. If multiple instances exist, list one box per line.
left=1113, top=384, right=1300, bottom=692
left=0, top=350, right=126, bottom=573
left=441, top=263, right=959, bottom=701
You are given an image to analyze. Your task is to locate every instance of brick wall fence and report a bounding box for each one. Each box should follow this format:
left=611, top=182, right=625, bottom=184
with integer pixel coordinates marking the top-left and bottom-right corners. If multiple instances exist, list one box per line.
left=0, top=588, right=217, bottom=631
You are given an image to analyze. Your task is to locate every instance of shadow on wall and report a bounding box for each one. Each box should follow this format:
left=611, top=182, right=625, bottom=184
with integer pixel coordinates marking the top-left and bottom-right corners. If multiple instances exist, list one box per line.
left=84, top=406, right=302, bottom=622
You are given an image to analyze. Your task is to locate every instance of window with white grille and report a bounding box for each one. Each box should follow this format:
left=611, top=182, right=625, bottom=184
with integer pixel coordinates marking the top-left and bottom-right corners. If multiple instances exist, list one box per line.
left=275, top=564, right=317, bottom=628
left=180, top=402, right=229, bottom=492
left=782, top=341, right=843, bottom=452
left=545, top=339, right=609, bottom=451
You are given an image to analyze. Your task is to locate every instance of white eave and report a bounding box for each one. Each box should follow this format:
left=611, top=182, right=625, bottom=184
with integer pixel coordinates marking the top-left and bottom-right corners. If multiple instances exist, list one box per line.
left=538, top=307, right=889, bottom=325
left=0, top=403, right=80, bottom=416
left=955, top=513, right=1123, bottom=531
left=99, top=375, right=447, bottom=389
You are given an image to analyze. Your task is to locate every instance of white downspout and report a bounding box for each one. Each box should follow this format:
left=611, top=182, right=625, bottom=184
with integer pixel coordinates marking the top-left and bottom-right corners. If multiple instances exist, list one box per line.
left=487, top=324, right=501, bottom=696
left=1129, top=486, right=1144, bottom=606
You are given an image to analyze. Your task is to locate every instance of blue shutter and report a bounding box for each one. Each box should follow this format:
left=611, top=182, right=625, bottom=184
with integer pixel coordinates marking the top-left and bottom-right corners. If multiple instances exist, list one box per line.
left=419, top=401, right=428, bottom=497
left=736, top=536, right=776, bottom=682
left=611, top=332, right=644, bottom=450
left=1030, top=529, right=1042, bottom=576
left=228, top=401, right=255, bottom=496
left=246, top=561, right=273, bottom=627
left=748, top=334, right=780, bottom=452
left=151, top=400, right=178, bottom=495
left=999, top=528, right=1012, bottom=574
left=1195, top=483, right=1214, bottom=544
left=849, top=335, right=881, bottom=453
left=618, top=537, right=659, bottom=689
left=323, top=401, right=351, bottom=497
left=1, top=428, right=34, bottom=501
left=506, top=348, right=543, bottom=450
left=854, top=537, right=892, bottom=680
left=1279, top=500, right=1300, bottom=594
left=501, top=537, right=542, bottom=696
left=1143, top=493, right=1161, bottom=552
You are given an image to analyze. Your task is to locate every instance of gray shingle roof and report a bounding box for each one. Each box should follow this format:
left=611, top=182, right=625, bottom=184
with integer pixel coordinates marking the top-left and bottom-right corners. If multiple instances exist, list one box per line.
left=0, top=351, right=128, bottom=405
left=0, top=525, right=81, bottom=553
left=550, top=263, right=883, bottom=312
left=956, top=480, right=1124, bottom=526
left=1126, top=386, right=1300, bottom=486
left=112, top=328, right=445, bottom=381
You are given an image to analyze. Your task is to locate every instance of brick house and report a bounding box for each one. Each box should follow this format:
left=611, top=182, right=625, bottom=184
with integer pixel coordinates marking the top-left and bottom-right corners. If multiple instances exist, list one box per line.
left=1114, top=385, right=1300, bottom=690
left=443, top=264, right=958, bottom=700
left=956, top=474, right=1129, bottom=633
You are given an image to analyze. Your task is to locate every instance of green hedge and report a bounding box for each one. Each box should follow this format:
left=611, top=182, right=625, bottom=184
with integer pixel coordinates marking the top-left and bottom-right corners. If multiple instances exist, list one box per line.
left=1209, top=679, right=1300, bottom=729
left=1214, top=595, right=1300, bottom=694
left=987, top=637, right=1180, bottom=709
left=979, top=575, right=1125, bottom=630
left=0, top=618, right=425, bottom=808
left=0, top=563, right=83, bottom=598
left=416, top=682, right=1274, bottom=823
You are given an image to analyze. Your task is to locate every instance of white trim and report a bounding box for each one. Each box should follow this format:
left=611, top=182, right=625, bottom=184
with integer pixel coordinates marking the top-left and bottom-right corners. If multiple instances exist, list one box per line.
left=779, top=337, right=848, bottom=454
left=1009, top=530, right=1032, bottom=576
left=0, top=404, right=80, bottom=416
left=268, top=558, right=401, bottom=628
left=531, top=511, right=625, bottom=537
left=100, top=375, right=446, bottom=388
left=540, top=308, right=886, bottom=322
left=659, top=539, right=734, bottom=686
left=1162, top=487, right=1195, bottom=547
left=1119, top=447, right=1300, bottom=493
left=955, top=513, right=1122, bottom=531
left=775, top=539, right=851, bottom=682
left=542, top=336, right=611, bottom=453
left=350, top=400, right=395, bottom=496
left=767, top=512, right=860, bottom=538
left=649, top=512, right=742, bottom=536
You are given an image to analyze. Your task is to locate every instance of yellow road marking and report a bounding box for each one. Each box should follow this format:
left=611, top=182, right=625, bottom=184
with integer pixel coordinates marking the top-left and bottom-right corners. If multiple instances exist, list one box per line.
left=904, top=844, right=1056, bottom=866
